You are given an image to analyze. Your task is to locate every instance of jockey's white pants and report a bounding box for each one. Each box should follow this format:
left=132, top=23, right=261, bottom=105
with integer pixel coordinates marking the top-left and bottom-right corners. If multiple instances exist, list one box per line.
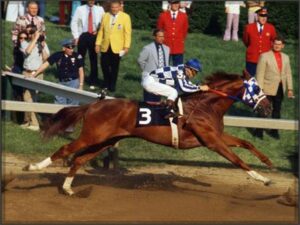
left=142, top=75, right=178, bottom=101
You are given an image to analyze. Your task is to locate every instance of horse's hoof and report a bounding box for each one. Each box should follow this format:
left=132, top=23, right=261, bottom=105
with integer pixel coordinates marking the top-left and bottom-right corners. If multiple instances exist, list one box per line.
left=22, top=165, right=30, bottom=171
left=62, top=188, right=75, bottom=196
left=26, top=164, right=40, bottom=171
left=264, top=179, right=272, bottom=186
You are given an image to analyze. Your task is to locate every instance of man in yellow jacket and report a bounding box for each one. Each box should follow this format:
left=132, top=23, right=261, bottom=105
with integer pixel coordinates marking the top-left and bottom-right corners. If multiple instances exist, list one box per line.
left=95, top=0, right=131, bottom=93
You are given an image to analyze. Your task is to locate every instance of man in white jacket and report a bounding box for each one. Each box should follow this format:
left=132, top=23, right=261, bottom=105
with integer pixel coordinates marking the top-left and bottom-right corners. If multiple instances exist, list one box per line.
left=71, top=0, right=104, bottom=90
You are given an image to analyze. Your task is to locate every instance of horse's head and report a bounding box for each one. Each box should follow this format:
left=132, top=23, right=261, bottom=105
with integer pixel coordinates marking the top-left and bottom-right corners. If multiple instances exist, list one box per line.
left=203, top=70, right=272, bottom=117
left=242, top=70, right=272, bottom=117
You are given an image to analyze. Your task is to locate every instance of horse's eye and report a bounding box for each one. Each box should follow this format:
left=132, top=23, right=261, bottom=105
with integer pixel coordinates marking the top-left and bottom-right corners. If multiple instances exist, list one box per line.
left=253, top=86, right=260, bottom=94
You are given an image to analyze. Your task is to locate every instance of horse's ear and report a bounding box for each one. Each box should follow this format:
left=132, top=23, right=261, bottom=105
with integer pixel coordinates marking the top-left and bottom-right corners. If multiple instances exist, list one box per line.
left=242, top=69, right=251, bottom=80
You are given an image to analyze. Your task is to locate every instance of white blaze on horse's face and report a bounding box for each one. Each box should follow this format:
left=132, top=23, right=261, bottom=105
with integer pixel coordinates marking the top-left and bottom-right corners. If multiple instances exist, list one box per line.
left=242, top=77, right=266, bottom=110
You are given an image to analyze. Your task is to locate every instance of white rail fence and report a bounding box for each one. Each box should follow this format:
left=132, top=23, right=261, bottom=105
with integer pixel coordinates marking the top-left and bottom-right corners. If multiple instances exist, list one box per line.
left=1, top=71, right=298, bottom=131
left=1, top=100, right=298, bottom=130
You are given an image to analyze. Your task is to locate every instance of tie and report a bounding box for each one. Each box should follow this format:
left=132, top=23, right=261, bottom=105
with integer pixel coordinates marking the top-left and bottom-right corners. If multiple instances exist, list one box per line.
left=111, top=15, right=116, bottom=28
left=172, top=12, right=176, bottom=21
left=259, top=24, right=263, bottom=35
left=158, top=45, right=164, bottom=68
left=31, top=17, right=34, bottom=26
left=88, top=7, right=93, bottom=33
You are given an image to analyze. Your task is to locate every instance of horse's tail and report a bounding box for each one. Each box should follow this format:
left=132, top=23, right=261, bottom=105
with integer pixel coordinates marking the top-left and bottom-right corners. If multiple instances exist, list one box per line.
left=41, top=104, right=90, bottom=139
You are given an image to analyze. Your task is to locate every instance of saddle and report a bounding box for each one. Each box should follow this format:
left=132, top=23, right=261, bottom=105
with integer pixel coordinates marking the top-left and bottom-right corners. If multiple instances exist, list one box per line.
left=136, top=99, right=183, bottom=148
left=136, top=98, right=183, bottom=127
left=136, top=101, right=171, bottom=127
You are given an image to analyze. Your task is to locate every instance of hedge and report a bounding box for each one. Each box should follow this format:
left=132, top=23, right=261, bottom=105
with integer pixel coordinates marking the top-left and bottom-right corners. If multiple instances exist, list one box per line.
left=125, top=1, right=298, bottom=40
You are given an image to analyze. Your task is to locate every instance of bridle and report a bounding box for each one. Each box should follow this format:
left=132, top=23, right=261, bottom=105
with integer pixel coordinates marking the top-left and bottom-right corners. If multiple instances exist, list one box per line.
left=184, top=77, right=267, bottom=124
left=208, top=77, right=267, bottom=110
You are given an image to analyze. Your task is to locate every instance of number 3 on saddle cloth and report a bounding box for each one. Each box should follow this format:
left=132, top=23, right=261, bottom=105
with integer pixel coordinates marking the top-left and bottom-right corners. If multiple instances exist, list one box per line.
left=136, top=99, right=183, bottom=126
left=136, top=99, right=183, bottom=148
left=136, top=103, right=170, bottom=126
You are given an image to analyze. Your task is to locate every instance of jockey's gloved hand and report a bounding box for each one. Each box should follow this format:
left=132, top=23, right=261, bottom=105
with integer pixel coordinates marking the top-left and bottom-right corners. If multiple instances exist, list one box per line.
left=199, top=85, right=210, bottom=91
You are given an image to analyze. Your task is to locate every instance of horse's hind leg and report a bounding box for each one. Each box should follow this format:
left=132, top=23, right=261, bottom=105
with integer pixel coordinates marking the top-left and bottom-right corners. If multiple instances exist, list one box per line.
left=62, top=144, right=113, bottom=195
left=26, top=138, right=88, bottom=171
left=221, top=133, right=273, bottom=168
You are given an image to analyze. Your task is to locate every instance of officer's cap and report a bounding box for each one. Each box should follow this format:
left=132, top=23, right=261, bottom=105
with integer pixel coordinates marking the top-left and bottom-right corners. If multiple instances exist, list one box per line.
left=168, top=0, right=180, bottom=4
left=60, top=39, right=74, bottom=47
left=255, top=7, right=268, bottom=17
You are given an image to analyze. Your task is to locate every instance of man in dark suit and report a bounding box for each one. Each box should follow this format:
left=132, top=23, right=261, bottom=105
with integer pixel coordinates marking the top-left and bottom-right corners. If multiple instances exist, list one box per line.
left=138, top=29, right=170, bottom=103
left=242, top=7, right=276, bottom=76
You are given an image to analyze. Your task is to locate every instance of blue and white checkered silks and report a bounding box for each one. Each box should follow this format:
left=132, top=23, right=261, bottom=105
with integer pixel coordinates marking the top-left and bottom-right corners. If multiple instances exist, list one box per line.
left=242, top=77, right=266, bottom=109
left=149, top=65, right=200, bottom=93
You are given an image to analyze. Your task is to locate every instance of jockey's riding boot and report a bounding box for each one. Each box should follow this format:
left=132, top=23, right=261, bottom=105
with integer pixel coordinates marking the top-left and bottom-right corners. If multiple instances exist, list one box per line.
left=164, top=99, right=180, bottom=119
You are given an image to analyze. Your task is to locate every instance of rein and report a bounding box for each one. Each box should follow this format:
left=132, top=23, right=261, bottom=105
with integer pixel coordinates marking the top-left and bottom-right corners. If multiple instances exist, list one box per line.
left=208, top=89, right=241, bottom=102
left=185, top=88, right=245, bottom=123
left=185, top=86, right=245, bottom=124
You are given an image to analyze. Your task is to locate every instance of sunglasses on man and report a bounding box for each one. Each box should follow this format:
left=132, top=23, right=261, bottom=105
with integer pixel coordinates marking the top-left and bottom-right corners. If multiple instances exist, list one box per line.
left=65, top=45, right=75, bottom=49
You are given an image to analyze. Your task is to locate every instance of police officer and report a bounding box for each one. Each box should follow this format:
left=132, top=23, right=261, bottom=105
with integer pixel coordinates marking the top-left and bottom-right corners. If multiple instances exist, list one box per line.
left=33, top=39, right=84, bottom=105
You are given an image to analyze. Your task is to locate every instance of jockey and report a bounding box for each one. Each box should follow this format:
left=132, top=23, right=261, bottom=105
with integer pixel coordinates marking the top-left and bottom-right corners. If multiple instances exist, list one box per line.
left=142, top=58, right=210, bottom=118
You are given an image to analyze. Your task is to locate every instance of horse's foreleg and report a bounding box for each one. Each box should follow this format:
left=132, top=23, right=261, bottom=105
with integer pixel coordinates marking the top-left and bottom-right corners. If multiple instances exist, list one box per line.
left=62, top=145, right=111, bottom=196
left=26, top=138, right=88, bottom=171
left=189, top=122, right=271, bottom=185
left=221, top=133, right=273, bottom=168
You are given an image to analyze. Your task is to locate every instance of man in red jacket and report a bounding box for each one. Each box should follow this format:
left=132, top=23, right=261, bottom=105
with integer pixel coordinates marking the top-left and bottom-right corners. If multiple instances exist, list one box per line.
left=242, top=7, right=276, bottom=76
left=157, top=0, right=188, bottom=66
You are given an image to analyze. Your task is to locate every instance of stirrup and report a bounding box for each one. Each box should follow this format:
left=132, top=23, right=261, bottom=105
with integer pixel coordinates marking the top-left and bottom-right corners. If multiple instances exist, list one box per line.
left=97, top=88, right=107, bottom=100
left=164, top=111, right=181, bottom=119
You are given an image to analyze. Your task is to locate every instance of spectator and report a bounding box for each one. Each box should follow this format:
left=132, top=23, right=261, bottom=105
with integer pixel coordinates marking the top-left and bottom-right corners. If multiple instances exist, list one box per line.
left=141, top=59, right=209, bottom=118
left=5, top=1, right=25, bottom=22
left=1, top=1, right=8, bottom=19
left=71, top=0, right=104, bottom=90
left=10, top=31, right=28, bottom=123
left=59, top=0, right=72, bottom=25
left=95, top=0, right=132, bottom=93
left=11, top=0, right=46, bottom=46
left=137, top=29, right=170, bottom=103
left=242, top=7, right=276, bottom=77
left=33, top=39, right=84, bottom=106
left=38, top=0, right=46, bottom=18
left=162, top=1, right=192, bottom=14
left=246, top=0, right=265, bottom=24
left=157, top=0, right=188, bottom=66
left=223, top=1, right=246, bottom=42
left=20, top=24, right=50, bottom=131
left=12, top=31, right=28, bottom=74
left=254, top=36, right=294, bottom=139
left=71, top=1, right=82, bottom=19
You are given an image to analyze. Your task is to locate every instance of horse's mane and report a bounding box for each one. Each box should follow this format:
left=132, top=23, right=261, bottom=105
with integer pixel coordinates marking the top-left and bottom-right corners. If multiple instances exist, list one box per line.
left=203, top=71, right=241, bottom=85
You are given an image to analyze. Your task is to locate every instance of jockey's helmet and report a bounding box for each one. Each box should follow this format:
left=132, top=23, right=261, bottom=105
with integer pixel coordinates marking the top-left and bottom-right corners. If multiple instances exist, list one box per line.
left=185, top=59, right=202, bottom=72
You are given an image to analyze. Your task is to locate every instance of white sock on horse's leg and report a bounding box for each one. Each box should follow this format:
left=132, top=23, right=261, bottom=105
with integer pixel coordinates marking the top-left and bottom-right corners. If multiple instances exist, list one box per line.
left=28, top=157, right=52, bottom=170
left=247, top=170, right=271, bottom=185
left=62, top=176, right=74, bottom=195
left=36, top=157, right=52, bottom=169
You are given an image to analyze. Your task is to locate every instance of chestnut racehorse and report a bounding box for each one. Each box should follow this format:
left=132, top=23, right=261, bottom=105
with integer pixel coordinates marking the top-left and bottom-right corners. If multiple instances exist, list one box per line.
left=26, top=70, right=273, bottom=195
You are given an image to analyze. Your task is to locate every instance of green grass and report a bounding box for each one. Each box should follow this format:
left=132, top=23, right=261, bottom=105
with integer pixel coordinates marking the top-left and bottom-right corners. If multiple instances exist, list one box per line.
left=1, top=4, right=298, bottom=173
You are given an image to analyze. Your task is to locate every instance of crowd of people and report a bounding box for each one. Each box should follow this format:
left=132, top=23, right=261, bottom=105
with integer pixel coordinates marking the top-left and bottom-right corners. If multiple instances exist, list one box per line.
left=4, top=0, right=295, bottom=142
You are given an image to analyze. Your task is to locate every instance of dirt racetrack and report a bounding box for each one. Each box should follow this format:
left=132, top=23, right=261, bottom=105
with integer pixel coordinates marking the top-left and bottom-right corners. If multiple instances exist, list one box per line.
left=2, top=153, right=298, bottom=224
